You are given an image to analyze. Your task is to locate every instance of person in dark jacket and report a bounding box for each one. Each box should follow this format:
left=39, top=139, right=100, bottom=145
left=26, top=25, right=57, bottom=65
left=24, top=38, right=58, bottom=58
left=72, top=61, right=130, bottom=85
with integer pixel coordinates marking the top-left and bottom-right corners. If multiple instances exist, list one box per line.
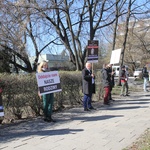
left=106, top=64, right=115, bottom=102
left=120, top=65, right=129, bottom=96
left=101, top=64, right=111, bottom=105
left=142, top=65, right=149, bottom=92
left=82, top=62, right=95, bottom=111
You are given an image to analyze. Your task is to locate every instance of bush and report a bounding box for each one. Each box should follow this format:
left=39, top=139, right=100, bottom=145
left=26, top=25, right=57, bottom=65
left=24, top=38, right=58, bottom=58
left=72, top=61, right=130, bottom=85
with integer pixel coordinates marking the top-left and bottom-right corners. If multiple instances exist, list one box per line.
left=0, top=70, right=103, bottom=122
left=0, top=73, right=42, bottom=120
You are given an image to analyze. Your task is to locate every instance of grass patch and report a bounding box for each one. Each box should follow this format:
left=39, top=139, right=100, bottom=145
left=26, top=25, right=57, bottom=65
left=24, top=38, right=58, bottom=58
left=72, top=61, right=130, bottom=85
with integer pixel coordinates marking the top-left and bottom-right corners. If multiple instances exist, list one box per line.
left=112, top=86, right=121, bottom=95
left=112, top=85, right=141, bottom=95
left=123, top=128, right=150, bottom=150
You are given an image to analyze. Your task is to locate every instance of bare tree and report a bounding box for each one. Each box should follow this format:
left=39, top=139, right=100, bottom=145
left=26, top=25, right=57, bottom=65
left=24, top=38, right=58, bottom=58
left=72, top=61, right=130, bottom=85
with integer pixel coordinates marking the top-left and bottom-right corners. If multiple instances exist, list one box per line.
left=27, top=0, right=122, bottom=70
left=0, top=0, right=57, bottom=73
left=0, top=0, right=149, bottom=72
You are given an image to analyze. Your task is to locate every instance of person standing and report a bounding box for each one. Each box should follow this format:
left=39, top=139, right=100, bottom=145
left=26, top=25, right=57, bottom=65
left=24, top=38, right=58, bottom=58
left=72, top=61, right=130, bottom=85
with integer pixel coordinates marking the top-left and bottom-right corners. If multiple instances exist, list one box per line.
left=125, top=67, right=129, bottom=95
left=37, top=61, right=56, bottom=122
left=101, top=64, right=111, bottom=105
left=142, top=65, right=149, bottom=92
left=106, top=64, right=115, bottom=102
left=82, top=62, right=95, bottom=111
left=120, top=66, right=129, bottom=96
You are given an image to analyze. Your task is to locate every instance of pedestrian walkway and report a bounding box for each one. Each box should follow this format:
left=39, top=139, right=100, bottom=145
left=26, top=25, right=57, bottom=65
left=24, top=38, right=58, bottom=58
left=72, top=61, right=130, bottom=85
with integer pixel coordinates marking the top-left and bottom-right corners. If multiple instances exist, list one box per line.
left=0, top=91, right=150, bottom=150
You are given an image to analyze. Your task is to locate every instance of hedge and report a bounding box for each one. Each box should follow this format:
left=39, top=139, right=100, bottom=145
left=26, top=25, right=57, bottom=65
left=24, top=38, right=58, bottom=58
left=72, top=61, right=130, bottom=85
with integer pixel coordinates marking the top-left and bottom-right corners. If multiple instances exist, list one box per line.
left=0, top=70, right=103, bottom=122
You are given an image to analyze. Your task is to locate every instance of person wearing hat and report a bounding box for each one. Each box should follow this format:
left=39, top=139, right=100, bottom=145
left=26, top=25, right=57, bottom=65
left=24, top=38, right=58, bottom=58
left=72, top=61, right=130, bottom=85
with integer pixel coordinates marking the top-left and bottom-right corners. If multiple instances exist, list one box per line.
left=120, top=65, right=129, bottom=96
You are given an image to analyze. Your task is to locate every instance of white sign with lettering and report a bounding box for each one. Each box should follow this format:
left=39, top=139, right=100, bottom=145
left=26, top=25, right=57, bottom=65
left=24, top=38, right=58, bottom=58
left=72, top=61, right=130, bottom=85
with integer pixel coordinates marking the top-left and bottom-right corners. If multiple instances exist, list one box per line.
left=36, top=71, right=62, bottom=95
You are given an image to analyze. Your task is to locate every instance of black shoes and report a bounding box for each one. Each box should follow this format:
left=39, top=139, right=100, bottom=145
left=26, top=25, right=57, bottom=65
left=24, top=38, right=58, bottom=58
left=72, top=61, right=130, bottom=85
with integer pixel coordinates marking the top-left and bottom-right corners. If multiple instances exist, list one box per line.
left=44, top=117, right=56, bottom=122
left=103, top=102, right=110, bottom=105
left=120, top=94, right=130, bottom=97
left=84, top=108, right=90, bottom=111
left=109, top=99, right=115, bottom=102
left=89, top=106, right=96, bottom=110
left=84, top=106, right=96, bottom=111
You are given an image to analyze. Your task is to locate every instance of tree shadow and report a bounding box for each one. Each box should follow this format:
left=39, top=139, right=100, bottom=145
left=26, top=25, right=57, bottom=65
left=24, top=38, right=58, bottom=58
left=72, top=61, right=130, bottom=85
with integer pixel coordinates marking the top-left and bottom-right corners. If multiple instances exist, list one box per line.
left=120, top=99, right=150, bottom=102
left=73, top=115, right=124, bottom=122
left=0, top=128, right=83, bottom=143
left=105, top=106, right=148, bottom=111
left=123, top=102, right=149, bottom=105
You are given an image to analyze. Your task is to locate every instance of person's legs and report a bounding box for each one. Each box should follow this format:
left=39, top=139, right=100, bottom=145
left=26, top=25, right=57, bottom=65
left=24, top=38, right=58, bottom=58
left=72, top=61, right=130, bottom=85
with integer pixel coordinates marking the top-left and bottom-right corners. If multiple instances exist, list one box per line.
left=120, top=82, right=125, bottom=95
left=42, top=94, right=48, bottom=119
left=104, top=86, right=110, bottom=104
left=126, top=82, right=129, bottom=94
left=88, top=94, right=94, bottom=109
left=83, top=94, right=90, bottom=110
left=43, top=93, right=56, bottom=122
left=47, top=93, right=54, bottom=118
left=143, top=77, right=147, bottom=91
left=109, top=86, right=112, bottom=100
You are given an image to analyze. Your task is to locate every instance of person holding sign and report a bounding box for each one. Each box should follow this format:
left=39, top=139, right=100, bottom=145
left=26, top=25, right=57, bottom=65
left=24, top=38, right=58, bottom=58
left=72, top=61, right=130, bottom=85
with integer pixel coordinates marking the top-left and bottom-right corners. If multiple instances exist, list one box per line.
left=82, top=62, right=95, bottom=111
left=37, top=61, right=56, bottom=122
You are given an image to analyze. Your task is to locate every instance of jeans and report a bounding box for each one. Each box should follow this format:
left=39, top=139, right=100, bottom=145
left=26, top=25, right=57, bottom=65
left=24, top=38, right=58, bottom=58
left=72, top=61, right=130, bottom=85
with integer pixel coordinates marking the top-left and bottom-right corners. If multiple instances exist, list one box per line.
left=143, top=77, right=149, bottom=91
left=83, top=94, right=92, bottom=109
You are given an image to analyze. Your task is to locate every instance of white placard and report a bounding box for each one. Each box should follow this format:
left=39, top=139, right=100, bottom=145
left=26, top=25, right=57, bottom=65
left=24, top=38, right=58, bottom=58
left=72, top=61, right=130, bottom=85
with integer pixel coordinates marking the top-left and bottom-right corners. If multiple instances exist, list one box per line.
left=110, top=48, right=121, bottom=64
left=36, top=71, right=62, bottom=95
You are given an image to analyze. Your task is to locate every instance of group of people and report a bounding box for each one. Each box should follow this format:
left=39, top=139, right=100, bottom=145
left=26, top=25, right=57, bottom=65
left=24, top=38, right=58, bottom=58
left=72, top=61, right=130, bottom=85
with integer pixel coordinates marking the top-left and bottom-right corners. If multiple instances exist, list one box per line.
left=82, top=62, right=130, bottom=109
left=1, top=60, right=149, bottom=124
left=82, top=62, right=115, bottom=109
left=33, top=62, right=150, bottom=123
left=0, top=60, right=149, bottom=124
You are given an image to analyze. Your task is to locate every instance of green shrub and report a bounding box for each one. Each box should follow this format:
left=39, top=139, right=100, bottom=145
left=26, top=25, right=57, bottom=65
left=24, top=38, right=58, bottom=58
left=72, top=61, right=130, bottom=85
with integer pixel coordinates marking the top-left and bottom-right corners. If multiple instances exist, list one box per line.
left=0, top=70, right=103, bottom=122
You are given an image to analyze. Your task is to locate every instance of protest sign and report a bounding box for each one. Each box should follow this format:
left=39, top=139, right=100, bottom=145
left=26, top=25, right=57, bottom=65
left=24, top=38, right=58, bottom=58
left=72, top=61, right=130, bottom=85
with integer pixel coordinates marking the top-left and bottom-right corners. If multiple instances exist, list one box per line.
left=87, top=40, right=99, bottom=63
left=36, top=71, right=62, bottom=95
left=110, top=48, right=121, bottom=64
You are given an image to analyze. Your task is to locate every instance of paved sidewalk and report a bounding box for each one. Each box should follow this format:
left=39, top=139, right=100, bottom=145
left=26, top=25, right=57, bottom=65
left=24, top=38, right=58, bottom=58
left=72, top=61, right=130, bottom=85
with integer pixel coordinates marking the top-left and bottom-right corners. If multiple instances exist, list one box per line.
left=0, top=91, right=150, bottom=150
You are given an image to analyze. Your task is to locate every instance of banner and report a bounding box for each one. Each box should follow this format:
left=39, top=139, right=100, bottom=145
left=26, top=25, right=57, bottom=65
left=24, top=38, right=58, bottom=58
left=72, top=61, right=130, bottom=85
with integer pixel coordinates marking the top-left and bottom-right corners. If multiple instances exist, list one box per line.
left=87, top=40, right=99, bottom=63
left=36, top=71, right=62, bottom=95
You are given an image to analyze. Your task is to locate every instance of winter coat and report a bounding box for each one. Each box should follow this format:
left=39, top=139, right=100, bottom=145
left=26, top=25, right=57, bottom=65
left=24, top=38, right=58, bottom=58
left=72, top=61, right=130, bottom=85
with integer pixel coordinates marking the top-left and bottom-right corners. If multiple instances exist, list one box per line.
left=101, top=68, right=111, bottom=87
left=82, top=68, right=95, bottom=95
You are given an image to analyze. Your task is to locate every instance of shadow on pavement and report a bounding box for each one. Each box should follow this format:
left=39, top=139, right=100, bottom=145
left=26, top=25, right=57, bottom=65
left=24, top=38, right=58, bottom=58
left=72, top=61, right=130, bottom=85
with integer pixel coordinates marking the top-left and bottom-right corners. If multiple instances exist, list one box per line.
left=0, top=128, right=83, bottom=143
left=122, top=102, right=150, bottom=105
left=73, top=115, right=124, bottom=122
left=105, top=106, right=148, bottom=111
left=120, top=99, right=150, bottom=102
